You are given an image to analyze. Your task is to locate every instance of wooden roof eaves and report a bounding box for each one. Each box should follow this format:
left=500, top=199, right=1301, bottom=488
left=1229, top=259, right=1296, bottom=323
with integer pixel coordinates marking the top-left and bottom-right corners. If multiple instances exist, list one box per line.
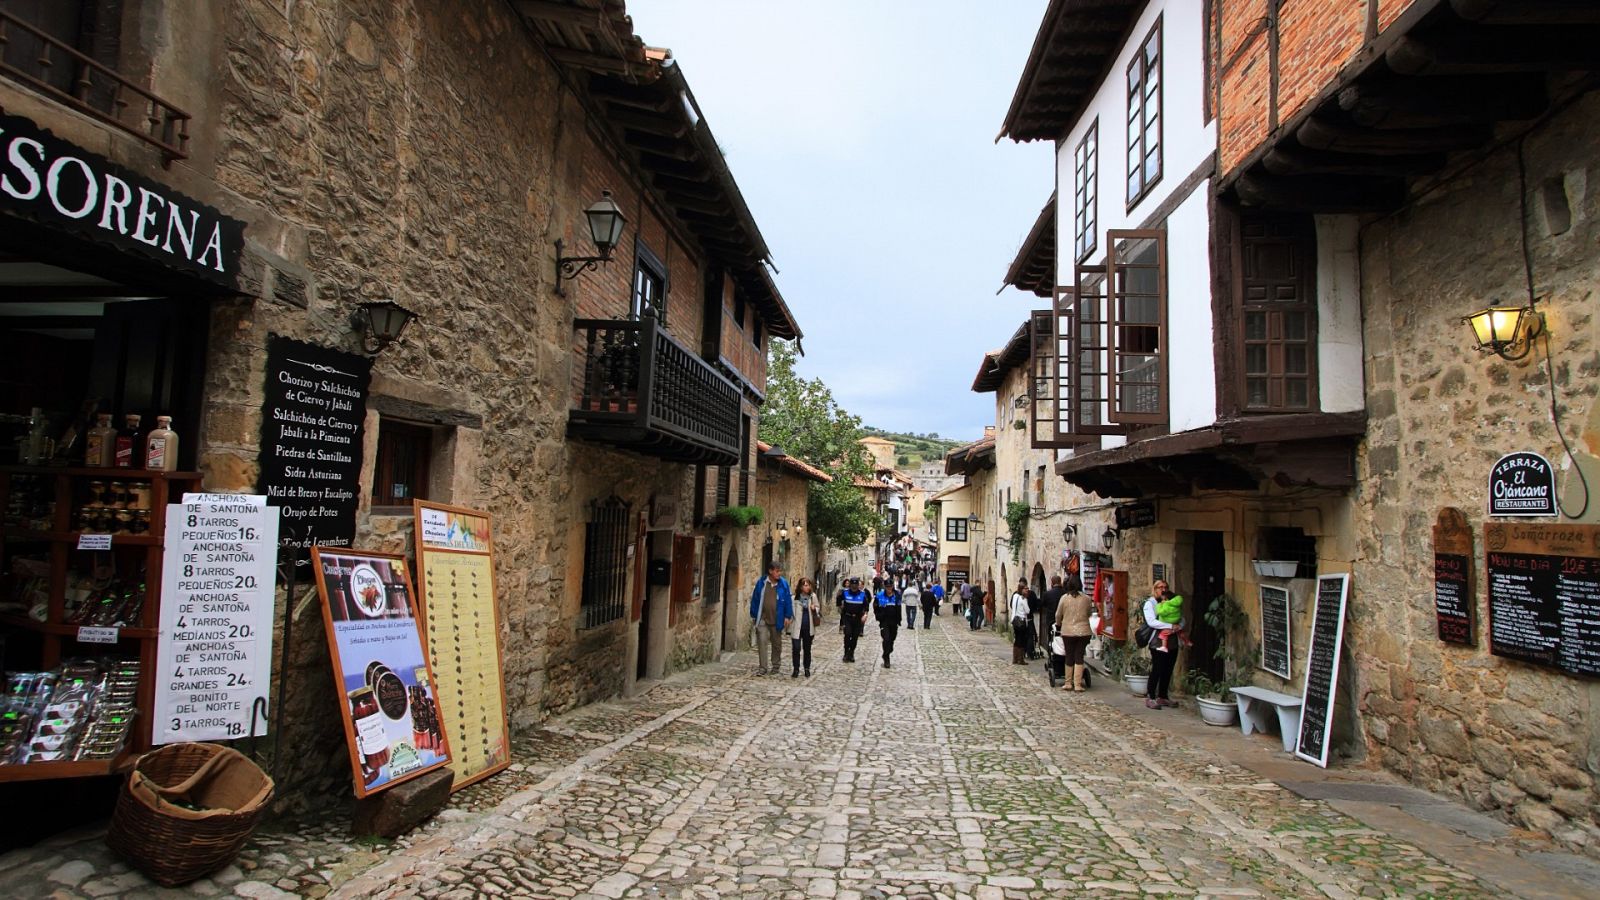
left=1001, top=193, right=1057, bottom=298
left=998, top=0, right=1149, bottom=144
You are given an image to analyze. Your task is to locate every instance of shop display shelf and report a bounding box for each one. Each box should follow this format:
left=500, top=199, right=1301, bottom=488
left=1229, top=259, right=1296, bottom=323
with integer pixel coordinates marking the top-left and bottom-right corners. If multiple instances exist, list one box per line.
left=0, top=613, right=156, bottom=641
left=0, top=752, right=134, bottom=783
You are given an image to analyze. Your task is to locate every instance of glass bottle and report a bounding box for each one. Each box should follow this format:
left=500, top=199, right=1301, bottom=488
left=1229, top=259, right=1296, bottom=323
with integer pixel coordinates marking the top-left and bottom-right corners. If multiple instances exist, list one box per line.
left=85, top=415, right=117, bottom=468
left=145, top=416, right=178, bottom=472
left=349, top=687, right=389, bottom=785
left=114, top=415, right=143, bottom=469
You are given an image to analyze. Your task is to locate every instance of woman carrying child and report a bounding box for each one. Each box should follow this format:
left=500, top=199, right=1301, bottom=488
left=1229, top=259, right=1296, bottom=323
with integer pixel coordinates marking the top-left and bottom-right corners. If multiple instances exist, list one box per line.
left=1140, top=579, right=1184, bottom=709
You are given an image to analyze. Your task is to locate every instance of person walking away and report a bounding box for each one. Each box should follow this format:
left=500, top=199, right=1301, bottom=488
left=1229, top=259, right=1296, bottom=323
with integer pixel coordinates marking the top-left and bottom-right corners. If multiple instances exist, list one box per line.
left=919, top=581, right=936, bottom=628
left=929, top=581, right=945, bottom=617
left=958, top=581, right=972, bottom=619
left=984, top=580, right=997, bottom=631
left=903, top=580, right=920, bottom=629
left=839, top=577, right=871, bottom=662
left=748, top=563, right=792, bottom=676
left=1009, top=580, right=1032, bottom=665
left=874, top=582, right=902, bottom=668
left=788, top=577, right=821, bottom=677
left=968, top=583, right=985, bottom=630
left=1039, top=576, right=1064, bottom=658
left=1054, top=575, right=1093, bottom=691
left=1141, top=580, right=1181, bottom=708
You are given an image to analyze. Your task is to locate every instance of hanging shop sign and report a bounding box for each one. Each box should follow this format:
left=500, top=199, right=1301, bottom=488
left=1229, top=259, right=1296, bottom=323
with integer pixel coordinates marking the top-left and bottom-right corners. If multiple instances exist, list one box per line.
left=414, top=501, right=509, bottom=791
left=1296, top=574, right=1350, bottom=768
left=1485, top=522, right=1600, bottom=677
left=1114, top=501, right=1157, bottom=530
left=1488, top=452, right=1556, bottom=517
left=312, top=548, right=452, bottom=797
left=1432, top=508, right=1475, bottom=646
left=257, top=336, right=371, bottom=569
left=0, top=113, right=244, bottom=289
left=154, top=493, right=280, bottom=743
left=1258, top=584, right=1292, bottom=679
left=1093, top=568, right=1129, bottom=641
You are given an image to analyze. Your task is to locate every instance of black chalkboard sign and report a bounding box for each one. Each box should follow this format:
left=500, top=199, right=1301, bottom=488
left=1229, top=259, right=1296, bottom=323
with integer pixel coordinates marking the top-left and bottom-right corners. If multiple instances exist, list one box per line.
left=1258, top=584, right=1291, bottom=679
left=1434, top=554, right=1473, bottom=644
left=1296, top=574, right=1349, bottom=767
left=257, top=336, right=372, bottom=569
left=1486, top=523, right=1600, bottom=677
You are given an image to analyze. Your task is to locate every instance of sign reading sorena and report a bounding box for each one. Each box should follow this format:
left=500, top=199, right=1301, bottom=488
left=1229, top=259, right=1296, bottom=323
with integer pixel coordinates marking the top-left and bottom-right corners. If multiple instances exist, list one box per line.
left=1488, top=452, right=1556, bottom=517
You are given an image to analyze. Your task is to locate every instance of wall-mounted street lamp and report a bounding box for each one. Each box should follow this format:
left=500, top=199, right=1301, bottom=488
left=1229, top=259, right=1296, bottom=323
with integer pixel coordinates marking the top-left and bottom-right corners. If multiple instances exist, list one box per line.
left=356, top=300, right=418, bottom=355
left=1464, top=304, right=1543, bottom=361
left=967, top=512, right=986, bottom=533
left=1101, top=526, right=1118, bottom=550
left=1061, top=523, right=1076, bottom=544
left=554, top=190, right=628, bottom=296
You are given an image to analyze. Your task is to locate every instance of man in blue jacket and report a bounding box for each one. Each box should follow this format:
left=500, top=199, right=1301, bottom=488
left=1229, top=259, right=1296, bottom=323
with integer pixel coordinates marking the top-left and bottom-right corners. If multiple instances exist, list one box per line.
left=874, top=583, right=902, bottom=669
left=838, top=577, right=871, bottom=662
left=749, top=562, right=792, bottom=676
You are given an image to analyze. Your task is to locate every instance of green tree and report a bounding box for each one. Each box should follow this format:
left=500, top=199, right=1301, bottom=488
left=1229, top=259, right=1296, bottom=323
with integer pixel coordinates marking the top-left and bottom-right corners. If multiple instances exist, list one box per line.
left=759, top=342, right=877, bottom=549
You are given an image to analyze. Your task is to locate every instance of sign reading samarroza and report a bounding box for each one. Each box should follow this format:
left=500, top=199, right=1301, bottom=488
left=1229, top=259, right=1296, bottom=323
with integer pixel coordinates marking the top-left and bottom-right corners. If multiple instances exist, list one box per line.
left=0, top=113, right=243, bottom=288
left=1489, top=452, right=1556, bottom=517
left=257, top=337, right=371, bottom=568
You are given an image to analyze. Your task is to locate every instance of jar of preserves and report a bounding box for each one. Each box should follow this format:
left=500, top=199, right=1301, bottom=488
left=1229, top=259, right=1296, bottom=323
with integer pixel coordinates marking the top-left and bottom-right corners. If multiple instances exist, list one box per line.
left=107, top=481, right=128, bottom=509
left=130, top=509, right=150, bottom=535
left=126, top=482, right=152, bottom=511
left=348, top=687, right=389, bottom=784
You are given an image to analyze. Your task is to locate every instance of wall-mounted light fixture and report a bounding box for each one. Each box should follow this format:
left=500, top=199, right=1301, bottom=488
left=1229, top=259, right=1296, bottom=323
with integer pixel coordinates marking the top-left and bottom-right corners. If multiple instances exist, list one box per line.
left=1101, top=526, right=1118, bottom=550
left=967, top=512, right=986, bottom=533
left=1062, top=523, right=1076, bottom=544
left=356, top=300, right=418, bottom=355
left=554, top=190, right=628, bottom=296
left=1464, top=304, right=1543, bottom=361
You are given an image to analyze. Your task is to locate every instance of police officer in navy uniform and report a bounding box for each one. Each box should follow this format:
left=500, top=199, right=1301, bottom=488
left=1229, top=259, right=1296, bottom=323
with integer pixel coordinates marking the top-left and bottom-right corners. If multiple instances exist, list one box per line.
left=838, top=577, right=871, bottom=663
left=874, top=581, right=903, bottom=669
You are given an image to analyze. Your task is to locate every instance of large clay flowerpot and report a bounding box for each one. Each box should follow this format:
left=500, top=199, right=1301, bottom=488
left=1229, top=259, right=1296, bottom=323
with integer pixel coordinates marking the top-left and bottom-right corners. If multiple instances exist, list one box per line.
left=1125, top=674, right=1149, bottom=696
left=1196, top=696, right=1238, bottom=726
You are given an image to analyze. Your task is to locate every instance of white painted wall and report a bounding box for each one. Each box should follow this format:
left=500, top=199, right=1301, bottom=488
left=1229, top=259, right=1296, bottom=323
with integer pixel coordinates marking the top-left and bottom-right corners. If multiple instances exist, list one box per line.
left=1315, top=215, right=1365, bottom=413
left=1050, top=0, right=1218, bottom=438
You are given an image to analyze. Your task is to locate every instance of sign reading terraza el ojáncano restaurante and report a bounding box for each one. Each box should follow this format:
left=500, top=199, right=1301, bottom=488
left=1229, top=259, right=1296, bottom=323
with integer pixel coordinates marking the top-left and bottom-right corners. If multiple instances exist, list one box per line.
left=1488, top=451, right=1557, bottom=517
left=0, top=113, right=243, bottom=288
left=257, top=336, right=371, bottom=567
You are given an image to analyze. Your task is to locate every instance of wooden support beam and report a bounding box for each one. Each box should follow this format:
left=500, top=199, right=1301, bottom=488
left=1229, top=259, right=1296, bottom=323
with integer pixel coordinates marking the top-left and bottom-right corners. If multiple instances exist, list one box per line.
left=546, top=45, right=631, bottom=74
left=622, top=131, right=697, bottom=162
left=1450, top=0, right=1600, bottom=26
left=653, top=173, right=720, bottom=202
left=1296, top=116, right=1490, bottom=154
left=1387, top=28, right=1600, bottom=75
left=601, top=107, right=686, bottom=138
left=1262, top=146, right=1445, bottom=177
left=593, top=88, right=673, bottom=114
left=1236, top=172, right=1406, bottom=212
left=663, top=192, right=730, bottom=217
left=515, top=1, right=602, bottom=28
left=1338, top=74, right=1546, bottom=128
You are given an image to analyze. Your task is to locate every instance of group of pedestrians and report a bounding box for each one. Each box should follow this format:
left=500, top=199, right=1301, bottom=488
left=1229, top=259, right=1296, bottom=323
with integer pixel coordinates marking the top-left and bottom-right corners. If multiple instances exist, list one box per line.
left=748, top=561, right=1188, bottom=710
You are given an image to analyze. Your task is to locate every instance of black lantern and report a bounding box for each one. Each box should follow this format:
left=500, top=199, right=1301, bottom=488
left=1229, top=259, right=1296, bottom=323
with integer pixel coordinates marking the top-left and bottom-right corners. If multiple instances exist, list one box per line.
left=358, top=300, right=417, bottom=355
left=554, top=190, right=629, bottom=295
left=1101, top=527, right=1118, bottom=550
left=1464, top=304, right=1542, bottom=361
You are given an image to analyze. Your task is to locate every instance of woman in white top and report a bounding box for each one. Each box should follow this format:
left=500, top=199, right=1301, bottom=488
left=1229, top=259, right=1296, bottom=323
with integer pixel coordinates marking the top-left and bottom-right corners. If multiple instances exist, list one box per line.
left=1141, top=579, right=1181, bottom=709
left=1009, top=579, right=1032, bottom=665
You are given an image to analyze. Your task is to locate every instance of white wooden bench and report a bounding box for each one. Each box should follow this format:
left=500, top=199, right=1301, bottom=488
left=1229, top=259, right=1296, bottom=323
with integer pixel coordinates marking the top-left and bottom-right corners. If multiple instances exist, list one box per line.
left=1230, top=686, right=1303, bottom=753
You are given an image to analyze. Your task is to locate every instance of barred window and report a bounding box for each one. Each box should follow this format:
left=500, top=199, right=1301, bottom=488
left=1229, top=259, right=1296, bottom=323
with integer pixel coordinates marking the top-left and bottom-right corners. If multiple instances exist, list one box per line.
left=704, top=536, right=724, bottom=605
left=581, top=496, right=630, bottom=628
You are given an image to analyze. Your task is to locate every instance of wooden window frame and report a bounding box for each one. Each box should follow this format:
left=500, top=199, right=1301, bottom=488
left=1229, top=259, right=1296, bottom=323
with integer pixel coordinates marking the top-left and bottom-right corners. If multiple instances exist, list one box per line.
left=1125, top=16, right=1164, bottom=211
left=1106, top=229, right=1168, bottom=425
left=946, top=517, right=968, bottom=543
left=1073, top=119, right=1099, bottom=263
left=631, top=241, right=668, bottom=325
left=1071, top=264, right=1125, bottom=435
left=1237, top=213, right=1319, bottom=413
left=371, top=419, right=433, bottom=510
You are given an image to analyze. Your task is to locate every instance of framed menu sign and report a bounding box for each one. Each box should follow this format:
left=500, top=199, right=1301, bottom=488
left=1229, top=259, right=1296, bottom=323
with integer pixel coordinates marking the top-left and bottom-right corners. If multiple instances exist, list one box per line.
left=258, top=336, right=371, bottom=568
left=1433, top=508, right=1475, bottom=645
left=414, top=501, right=510, bottom=791
left=1485, top=522, right=1600, bottom=677
left=1258, top=584, right=1292, bottom=679
left=1296, top=574, right=1350, bottom=768
left=1093, top=569, right=1129, bottom=641
left=312, top=548, right=452, bottom=797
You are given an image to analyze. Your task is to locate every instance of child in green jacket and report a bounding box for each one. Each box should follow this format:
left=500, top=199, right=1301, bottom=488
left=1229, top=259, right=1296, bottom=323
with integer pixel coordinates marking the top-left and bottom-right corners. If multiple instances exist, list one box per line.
left=1155, top=593, right=1191, bottom=652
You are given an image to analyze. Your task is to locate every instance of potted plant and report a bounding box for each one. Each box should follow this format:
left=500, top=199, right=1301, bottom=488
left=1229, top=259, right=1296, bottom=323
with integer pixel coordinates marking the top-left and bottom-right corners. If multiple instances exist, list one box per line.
left=716, top=505, right=764, bottom=528
left=1251, top=559, right=1298, bottom=578
left=1123, top=649, right=1151, bottom=696
left=1181, top=592, right=1259, bottom=725
left=1182, top=670, right=1238, bottom=726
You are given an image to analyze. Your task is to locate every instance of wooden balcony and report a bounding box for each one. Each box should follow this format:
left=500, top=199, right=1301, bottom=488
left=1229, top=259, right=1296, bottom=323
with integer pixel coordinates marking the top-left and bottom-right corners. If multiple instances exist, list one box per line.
left=569, top=317, right=742, bottom=465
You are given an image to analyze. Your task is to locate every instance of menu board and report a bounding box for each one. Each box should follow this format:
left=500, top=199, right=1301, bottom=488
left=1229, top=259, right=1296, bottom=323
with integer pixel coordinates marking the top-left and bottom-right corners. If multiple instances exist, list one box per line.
left=1485, top=522, right=1600, bottom=677
left=312, top=548, right=452, bottom=797
left=1093, top=569, right=1129, bottom=641
left=1258, top=584, right=1292, bottom=679
left=1432, top=508, right=1475, bottom=645
left=154, top=494, right=280, bottom=743
left=1296, top=574, right=1350, bottom=767
left=414, top=501, right=510, bottom=791
left=257, top=336, right=371, bottom=569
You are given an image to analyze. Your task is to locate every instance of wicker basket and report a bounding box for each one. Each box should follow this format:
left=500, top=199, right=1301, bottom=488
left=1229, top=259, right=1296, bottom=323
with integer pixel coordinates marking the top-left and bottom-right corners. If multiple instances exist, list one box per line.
left=106, top=742, right=274, bottom=886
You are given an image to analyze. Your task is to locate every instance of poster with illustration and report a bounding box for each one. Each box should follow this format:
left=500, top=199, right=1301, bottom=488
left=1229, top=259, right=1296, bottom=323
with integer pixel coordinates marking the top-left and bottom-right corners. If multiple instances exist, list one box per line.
left=312, top=548, right=452, bottom=797
left=417, top=503, right=491, bottom=553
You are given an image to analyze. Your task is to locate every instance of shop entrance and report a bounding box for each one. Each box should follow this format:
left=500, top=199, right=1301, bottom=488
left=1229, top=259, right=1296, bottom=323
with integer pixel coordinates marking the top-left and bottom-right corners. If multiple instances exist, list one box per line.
left=721, top=546, right=741, bottom=651
left=1187, top=531, right=1227, bottom=680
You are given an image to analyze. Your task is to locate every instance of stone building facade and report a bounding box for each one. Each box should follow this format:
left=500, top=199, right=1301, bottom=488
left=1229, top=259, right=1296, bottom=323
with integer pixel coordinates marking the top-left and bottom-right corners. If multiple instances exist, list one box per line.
left=0, top=0, right=803, bottom=817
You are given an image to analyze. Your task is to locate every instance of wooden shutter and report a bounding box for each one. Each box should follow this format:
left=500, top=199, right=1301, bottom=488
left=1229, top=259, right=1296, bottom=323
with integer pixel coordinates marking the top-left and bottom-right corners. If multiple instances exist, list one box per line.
left=1107, top=229, right=1167, bottom=425
left=1239, top=214, right=1317, bottom=412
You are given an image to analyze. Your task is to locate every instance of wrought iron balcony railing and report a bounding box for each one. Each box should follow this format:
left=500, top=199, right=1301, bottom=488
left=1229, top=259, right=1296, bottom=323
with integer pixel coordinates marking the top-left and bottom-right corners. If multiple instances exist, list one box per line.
left=570, top=316, right=742, bottom=465
left=0, top=11, right=190, bottom=161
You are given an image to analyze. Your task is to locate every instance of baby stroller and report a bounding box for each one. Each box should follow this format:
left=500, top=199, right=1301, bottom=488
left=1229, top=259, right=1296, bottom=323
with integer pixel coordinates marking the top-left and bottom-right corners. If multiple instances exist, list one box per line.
left=1046, top=623, right=1065, bottom=688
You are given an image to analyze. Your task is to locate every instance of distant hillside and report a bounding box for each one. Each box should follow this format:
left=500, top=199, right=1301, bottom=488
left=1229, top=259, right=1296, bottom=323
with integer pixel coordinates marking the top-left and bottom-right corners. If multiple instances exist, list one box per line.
left=863, top=428, right=962, bottom=470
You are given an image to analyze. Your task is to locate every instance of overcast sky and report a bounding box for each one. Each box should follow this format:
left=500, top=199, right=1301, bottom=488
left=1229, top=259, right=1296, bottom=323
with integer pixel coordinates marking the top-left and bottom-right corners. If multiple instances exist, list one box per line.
left=627, top=1, right=1054, bottom=443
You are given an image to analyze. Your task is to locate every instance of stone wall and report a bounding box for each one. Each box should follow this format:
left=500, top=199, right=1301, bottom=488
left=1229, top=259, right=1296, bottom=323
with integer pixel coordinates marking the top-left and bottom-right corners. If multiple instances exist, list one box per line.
left=1355, top=92, right=1600, bottom=852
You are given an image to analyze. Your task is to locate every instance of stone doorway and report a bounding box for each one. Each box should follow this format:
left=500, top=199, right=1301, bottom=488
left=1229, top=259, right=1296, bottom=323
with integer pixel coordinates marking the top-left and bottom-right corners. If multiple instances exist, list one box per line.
left=1186, top=530, right=1227, bottom=681
left=721, top=546, right=741, bottom=651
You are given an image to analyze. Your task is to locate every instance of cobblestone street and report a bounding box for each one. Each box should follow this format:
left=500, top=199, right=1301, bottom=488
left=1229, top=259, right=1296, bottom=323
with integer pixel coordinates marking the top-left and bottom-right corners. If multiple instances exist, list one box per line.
left=323, top=616, right=1521, bottom=900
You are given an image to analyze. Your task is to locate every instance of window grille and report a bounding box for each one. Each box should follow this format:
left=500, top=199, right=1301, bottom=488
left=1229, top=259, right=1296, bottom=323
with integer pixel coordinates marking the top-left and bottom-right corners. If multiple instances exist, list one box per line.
left=704, top=536, right=724, bottom=604
left=1259, top=527, right=1318, bottom=579
left=581, top=495, right=630, bottom=628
